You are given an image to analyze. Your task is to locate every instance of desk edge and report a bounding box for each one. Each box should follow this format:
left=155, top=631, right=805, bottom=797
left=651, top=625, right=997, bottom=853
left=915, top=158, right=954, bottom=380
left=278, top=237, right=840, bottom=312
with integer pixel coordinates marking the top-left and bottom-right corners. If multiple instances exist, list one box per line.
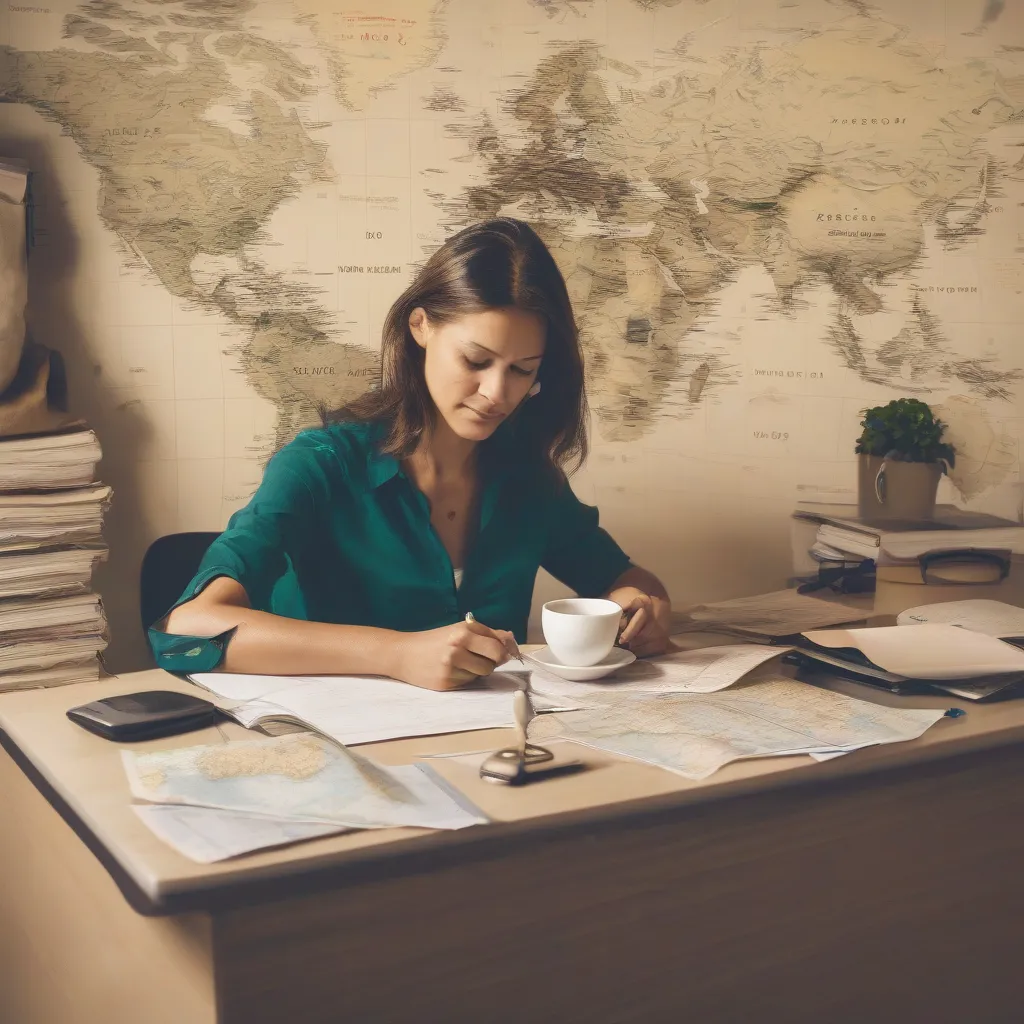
left=4, top=718, right=1023, bottom=917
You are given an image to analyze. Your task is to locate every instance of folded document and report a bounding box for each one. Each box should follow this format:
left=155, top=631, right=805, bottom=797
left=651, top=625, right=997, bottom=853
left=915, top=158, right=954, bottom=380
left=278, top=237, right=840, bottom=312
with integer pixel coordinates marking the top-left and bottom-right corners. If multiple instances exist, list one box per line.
left=802, top=624, right=1024, bottom=680
left=124, top=732, right=487, bottom=861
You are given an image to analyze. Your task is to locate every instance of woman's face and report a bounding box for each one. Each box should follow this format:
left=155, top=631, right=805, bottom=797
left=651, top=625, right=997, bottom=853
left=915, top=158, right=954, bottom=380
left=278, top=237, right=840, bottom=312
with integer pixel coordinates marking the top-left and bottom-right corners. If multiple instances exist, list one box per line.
left=409, top=306, right=545, bottom=442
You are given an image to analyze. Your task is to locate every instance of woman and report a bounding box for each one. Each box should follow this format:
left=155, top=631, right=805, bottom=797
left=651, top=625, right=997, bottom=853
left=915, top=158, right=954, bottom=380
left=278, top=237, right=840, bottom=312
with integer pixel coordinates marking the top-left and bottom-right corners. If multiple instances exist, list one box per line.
left=152, top=218, right=672, bottom=690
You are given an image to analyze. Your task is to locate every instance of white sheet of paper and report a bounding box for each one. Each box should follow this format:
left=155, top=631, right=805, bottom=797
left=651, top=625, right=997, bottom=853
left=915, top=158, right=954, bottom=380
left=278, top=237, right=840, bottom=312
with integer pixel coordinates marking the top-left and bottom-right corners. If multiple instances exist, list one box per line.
left=123, top=732, right=487, bottom=831
left=132, top=804, right=346, bottom=863
left=682, top=590, right=864, bottom=635
left=529, top=677, right=946, bottom=780
left=528, top=644, right=789, bottom=701
left=189, top=670, right=558, bottom=746
left=896, top=599, right=1024, bottom=638
left=803, top=624, right=1024, bottom=679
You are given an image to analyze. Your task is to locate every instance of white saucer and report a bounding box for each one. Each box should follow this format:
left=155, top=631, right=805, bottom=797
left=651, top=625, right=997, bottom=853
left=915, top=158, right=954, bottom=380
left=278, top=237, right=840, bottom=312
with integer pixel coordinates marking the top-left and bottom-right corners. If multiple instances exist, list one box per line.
left=526, top=646, right=637, bottom=682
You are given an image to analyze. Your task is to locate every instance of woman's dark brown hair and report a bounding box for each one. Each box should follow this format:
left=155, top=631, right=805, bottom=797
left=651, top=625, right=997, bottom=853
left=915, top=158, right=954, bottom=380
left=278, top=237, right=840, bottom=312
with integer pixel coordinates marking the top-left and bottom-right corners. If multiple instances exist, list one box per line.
left=330, top=217, right=588, bottom=476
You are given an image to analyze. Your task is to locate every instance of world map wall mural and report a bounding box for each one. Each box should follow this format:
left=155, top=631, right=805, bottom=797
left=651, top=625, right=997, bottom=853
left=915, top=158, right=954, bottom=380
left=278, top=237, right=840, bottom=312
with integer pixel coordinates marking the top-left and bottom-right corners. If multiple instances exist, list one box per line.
left=3, top=0, right=1022, bottom=668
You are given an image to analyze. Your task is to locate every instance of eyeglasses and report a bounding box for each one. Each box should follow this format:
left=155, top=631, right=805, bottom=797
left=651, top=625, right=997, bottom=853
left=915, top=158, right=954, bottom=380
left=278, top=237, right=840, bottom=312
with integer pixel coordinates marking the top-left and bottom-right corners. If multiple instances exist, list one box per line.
left=798, top=548, right=1012, bottom=596
left=917, top=548, right=1010, bottom=585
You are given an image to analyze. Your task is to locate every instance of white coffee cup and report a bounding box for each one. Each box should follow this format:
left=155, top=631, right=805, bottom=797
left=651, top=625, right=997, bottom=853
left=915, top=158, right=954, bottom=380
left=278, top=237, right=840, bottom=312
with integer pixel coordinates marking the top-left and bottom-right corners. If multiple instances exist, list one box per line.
left=541, top=598, right=623, bottom=667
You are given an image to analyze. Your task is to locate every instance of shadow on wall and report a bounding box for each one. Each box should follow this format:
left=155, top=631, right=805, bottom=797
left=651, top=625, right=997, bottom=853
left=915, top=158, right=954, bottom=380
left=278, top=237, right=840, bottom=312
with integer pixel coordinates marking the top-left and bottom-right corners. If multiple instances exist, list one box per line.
left=2, top=130, right=155, bottom=673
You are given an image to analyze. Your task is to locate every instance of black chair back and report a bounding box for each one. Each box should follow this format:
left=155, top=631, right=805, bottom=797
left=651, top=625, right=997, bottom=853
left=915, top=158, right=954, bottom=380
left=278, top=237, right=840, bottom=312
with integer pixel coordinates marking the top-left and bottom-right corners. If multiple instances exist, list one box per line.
left=140, top=532, right=219, bottom=634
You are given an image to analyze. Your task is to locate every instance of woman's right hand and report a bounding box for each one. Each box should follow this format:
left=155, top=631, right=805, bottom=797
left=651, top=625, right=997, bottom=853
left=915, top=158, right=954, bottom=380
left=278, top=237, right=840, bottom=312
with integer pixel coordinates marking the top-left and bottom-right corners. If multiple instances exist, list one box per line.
left=393, top=618, right=516, bottom=691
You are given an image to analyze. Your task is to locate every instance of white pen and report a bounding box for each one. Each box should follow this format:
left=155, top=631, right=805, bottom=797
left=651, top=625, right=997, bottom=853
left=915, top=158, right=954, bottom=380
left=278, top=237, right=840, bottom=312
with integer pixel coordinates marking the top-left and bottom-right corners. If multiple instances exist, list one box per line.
left=465, top=612, right=534, bottom=736
left=464, top=611, right=524, bottom=666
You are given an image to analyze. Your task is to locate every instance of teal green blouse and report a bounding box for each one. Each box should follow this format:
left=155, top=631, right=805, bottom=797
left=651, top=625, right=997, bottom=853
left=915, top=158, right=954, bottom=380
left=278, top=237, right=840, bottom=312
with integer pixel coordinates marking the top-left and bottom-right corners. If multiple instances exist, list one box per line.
left=148, top=421, right=632, bottom=672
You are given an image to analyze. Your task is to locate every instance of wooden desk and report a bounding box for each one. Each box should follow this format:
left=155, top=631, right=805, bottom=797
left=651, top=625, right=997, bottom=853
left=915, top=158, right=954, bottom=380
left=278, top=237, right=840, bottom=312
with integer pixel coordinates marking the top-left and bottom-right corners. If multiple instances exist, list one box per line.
left=2, top=661, right=1024, bottom=1023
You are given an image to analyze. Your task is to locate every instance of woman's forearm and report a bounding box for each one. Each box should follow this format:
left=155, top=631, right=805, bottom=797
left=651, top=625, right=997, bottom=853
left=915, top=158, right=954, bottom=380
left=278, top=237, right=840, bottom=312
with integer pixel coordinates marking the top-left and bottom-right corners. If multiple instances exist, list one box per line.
left=164, top=600, right=408, bottom=677
left=607, top=564, right=670, bottom=608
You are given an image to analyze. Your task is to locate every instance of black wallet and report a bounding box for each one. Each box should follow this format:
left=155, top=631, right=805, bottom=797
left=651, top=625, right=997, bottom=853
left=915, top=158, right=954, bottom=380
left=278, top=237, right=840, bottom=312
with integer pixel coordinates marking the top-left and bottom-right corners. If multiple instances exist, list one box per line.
left=66, top=690, right=222, bottom=741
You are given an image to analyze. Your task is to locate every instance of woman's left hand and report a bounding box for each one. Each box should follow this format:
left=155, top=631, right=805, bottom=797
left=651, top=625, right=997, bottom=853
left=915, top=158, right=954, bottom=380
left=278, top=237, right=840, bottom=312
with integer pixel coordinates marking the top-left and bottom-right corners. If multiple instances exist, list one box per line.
left=608, top=585, right=672, bottom=658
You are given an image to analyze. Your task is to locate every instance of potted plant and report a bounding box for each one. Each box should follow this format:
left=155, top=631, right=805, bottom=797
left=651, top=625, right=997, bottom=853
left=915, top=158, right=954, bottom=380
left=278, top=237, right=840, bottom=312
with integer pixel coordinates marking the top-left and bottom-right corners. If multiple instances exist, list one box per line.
left=855, top=398, right=956, bottom=521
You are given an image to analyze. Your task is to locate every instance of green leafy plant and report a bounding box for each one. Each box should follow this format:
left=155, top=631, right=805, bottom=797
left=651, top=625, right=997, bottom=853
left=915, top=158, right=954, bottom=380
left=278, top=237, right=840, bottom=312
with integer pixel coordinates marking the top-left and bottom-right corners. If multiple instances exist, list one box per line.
left=855, top=398, right=956, bottom=470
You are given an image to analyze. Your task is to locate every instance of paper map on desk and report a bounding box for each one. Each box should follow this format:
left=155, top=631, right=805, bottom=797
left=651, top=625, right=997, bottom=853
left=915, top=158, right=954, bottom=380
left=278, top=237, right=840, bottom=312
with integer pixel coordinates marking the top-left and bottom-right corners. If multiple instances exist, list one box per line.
left=528, top=644, right=789, bottom=701
left=529, top=678, right=947, bottom=780
left=132, top=805, right=347, bottom=863
left=123, top=732, right=486, bottom=831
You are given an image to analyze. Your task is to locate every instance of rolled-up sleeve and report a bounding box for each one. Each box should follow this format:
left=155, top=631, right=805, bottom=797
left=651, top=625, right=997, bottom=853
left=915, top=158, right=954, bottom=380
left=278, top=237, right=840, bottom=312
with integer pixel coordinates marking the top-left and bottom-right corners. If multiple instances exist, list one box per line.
left=540, top=478, right=632, bottom=597
left=147, top=436, right=324, bottom=671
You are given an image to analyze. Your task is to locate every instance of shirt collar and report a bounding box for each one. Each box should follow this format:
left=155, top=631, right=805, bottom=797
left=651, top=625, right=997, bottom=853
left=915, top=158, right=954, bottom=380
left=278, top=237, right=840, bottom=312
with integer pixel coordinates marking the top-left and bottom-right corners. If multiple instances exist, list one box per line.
left=354, top=419, right=399, bottom=489
left=365, top=434, right=505, bottom=520
left=366, top=447, right=401, bottom=489
left=363, top=421, right=522, bottom=500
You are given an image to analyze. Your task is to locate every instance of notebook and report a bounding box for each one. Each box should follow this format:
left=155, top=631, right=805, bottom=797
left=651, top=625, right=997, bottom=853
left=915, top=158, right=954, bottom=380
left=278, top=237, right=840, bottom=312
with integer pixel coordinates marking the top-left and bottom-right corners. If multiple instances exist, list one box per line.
left=789, top=622, right=1024, bottom=701
left=794, top=502, right=1024, bottom=562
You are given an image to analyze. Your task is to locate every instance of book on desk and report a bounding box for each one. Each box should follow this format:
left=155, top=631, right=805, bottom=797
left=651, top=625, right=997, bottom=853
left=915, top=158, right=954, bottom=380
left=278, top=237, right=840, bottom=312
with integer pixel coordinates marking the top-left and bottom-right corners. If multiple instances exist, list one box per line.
left=790, top=501, right=1024, bottom=615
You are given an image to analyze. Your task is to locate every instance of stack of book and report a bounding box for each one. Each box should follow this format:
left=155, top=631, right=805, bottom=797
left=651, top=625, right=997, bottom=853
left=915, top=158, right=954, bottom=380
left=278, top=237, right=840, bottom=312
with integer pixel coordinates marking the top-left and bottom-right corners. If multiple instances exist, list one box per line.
left=792, top=502, right=1024, bottom=569
left=0, top=426, right=109, bottom=691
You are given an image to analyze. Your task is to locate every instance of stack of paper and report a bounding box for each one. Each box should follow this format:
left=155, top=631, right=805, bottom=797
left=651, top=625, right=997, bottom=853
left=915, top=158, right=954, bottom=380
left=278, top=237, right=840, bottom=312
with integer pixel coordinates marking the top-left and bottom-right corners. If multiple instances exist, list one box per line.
left=802, top=624, right=1024, bottom=679
left=794, top=623, right=1024, bottom=700
left=0, top=546, right=106, bottom=599
left=124, top=732, right=486, bottom=862
left=0, top=593, right=106, bottom=689
left=529, top=677, right=948, bottom=780
left=0, top=431, right=110, bottom=690
left=0, top=428, right=102, bottom=491
left=0, top=485, right=110, bottom=549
